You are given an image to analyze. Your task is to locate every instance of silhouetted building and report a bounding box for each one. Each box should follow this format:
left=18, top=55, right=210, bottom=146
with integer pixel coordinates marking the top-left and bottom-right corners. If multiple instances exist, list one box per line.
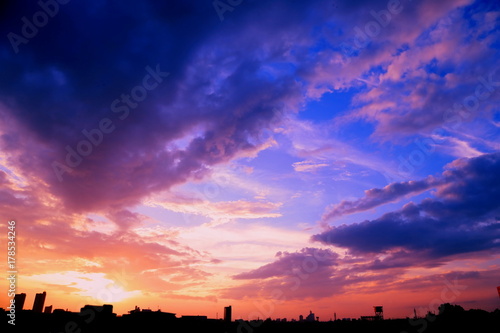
left=224, top=305, right=232, bottom=322
left=4, top=302, right=500, bottom=333
left=299, top=314, right=304, bottom=322
left=306, top=310, right=315, bottom=322
left=44, top=305, right=53, bottom=314
left=33, top=291, right=46, bottom=313
left=14, top=293, right=26, bottom=310
left=80, top=304, right=116, bottom=322
left=80, top=304, right=114, bottom=315
left=361, top=306, right=384, bottom=321
left=181, top=315, right=208, bottom=320
left=125, top=306, right=176, bottom=320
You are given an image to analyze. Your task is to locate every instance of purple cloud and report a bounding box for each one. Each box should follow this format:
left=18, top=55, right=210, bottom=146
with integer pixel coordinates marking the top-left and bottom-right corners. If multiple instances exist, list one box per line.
left=314, top=152, right=500, bottom=258
left=223, top=245, right=497, bottom=302
left=234, top=247, right=339, bottom=280
left=322, top=175, right=444, bottom=222
left=1, top=0, right=498, bottom=215
left=0, top=0, right=333, bottom=212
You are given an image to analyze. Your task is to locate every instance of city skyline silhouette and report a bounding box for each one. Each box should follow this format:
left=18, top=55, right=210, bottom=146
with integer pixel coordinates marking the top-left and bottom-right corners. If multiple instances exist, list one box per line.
left=2, top=290, right=500, bottom=333
left=1, top=0, right=500, bottom=331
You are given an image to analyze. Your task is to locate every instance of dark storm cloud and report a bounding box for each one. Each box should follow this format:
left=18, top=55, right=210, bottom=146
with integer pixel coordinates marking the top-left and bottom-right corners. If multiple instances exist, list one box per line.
left=314, top=153, right=500, bottom=258
left=0, top=0, right=334, bottom=211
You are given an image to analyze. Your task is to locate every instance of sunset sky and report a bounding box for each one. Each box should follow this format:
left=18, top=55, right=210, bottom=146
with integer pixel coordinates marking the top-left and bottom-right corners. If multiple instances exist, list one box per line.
left=1, top=0, right=499, bottom=320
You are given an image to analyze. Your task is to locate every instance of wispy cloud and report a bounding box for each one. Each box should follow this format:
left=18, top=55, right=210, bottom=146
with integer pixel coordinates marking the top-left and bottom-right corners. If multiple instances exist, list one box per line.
left=146, top=193, right=282, bottom=226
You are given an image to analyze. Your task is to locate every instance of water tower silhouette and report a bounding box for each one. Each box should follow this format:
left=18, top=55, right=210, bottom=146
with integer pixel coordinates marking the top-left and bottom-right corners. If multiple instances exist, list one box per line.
left=373, top=306, right=383, bottom=320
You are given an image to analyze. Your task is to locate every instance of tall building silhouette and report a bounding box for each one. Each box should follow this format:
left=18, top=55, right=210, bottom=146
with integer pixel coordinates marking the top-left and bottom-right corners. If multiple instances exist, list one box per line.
left=14, top=293, right=26, bottom=310
left=224, top=305, right=232, bottom=322
left=33, top=291, right=46, bottom=313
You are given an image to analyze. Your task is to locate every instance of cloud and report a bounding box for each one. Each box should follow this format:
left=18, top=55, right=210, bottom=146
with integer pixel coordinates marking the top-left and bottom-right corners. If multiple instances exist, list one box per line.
left=1, top=0, right=499, bottom=313
left=106, top=209, right=150, bottom=232
left=0, top=162, right=218, bottom=297
left=221, top=234, right=499, bottom=307
left=314, top=152, right=500, bottom=260
left=146, top=191, right=282, bottom=226
left=292, top=160, right=329, bottom=173
left=234, top=247, right=339, bottom=280
left=0, top=0, right=319, bottom=212
left=222, top=245, right=499, bottom=302
left=280, top=116, right=409, bottom=182
left=338, top=1, right=500, bottom=141
left=321, top=175, right=444, bottom=222
left=299, top=0, right=500, bottom=155
left=222, top=247, right=349, bottom=300
left=318, top=132, right=498, bottom=224
left=1, top=0, right=498, bottom=214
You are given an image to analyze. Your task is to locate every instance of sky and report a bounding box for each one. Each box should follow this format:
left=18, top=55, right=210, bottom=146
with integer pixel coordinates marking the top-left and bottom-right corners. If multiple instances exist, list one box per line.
left=0, top=0, right=499, bottom=321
